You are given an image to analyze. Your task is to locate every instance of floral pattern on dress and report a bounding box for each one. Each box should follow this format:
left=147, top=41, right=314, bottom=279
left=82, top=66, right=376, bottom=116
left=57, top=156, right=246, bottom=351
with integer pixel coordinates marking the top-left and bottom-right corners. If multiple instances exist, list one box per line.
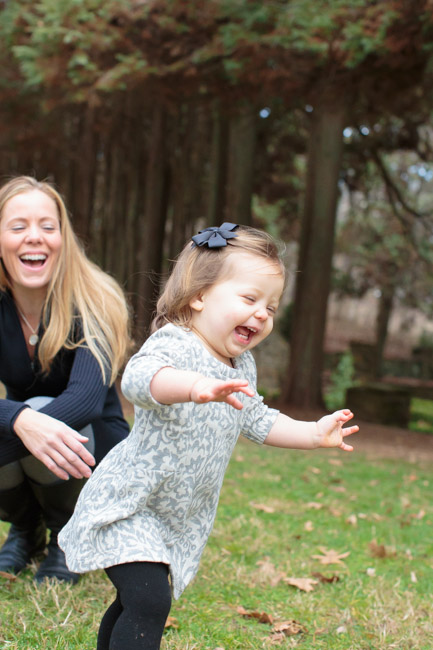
left=59, top=324, right=279, bottom=599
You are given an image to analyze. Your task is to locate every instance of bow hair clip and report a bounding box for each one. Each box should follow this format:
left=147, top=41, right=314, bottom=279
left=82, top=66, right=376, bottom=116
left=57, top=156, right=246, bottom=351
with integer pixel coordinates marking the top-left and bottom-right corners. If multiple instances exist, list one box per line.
left=191, top=222, right=239, bottom=249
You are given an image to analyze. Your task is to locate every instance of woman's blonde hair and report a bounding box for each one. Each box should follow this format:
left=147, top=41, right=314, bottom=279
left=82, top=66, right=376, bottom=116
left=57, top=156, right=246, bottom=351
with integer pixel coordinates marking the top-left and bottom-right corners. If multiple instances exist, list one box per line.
left=0, top=176, right=131, bottom=384
left=152, top=225, right=285, bottom=332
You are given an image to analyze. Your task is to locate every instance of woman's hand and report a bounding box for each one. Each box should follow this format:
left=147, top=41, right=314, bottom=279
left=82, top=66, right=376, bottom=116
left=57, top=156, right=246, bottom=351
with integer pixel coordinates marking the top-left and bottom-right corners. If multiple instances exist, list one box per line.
left=190, top=377, right=255, bottom=410
left=13, top=408, right=96, bottom=480
left=317, top=409, right=359, bottom=451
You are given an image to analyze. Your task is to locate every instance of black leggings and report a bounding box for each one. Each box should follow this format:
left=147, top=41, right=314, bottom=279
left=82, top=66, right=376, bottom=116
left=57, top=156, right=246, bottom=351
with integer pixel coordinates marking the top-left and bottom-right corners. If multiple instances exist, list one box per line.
left=96, top=562, right=172, bottom=650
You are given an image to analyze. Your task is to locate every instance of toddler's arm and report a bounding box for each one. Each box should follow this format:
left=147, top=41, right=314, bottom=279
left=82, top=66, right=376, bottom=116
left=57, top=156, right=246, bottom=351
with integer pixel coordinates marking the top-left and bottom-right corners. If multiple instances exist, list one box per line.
left=150, top=368, right=255, bottom=410
left=265, top=409, right=358, bottom=451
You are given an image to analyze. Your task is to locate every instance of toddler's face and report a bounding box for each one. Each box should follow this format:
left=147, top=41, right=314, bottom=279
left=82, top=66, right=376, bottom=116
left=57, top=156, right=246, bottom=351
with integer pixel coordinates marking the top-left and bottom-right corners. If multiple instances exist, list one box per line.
left=189, top=252, right=284, bottom=366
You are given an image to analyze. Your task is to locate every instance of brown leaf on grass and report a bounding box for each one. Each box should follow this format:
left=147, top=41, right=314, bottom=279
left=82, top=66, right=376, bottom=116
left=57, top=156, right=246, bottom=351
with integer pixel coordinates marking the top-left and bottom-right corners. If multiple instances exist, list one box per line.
left=311, top=571, right=340, bottom=583
left=0, top=570, right=17, bottom=581
left=346, top=514, right=358, bottom=526
left=369, top=540, right=396, bottom=558
left=306, top=501, right=323, bottom=510
left=284, top=577, right=318, bottom=592
left=256, top=558, right=286, bottom=587
left=304, top=520, right=314, bottom=531
left=164, top=616, right=179, bottom=629
left=250, top=502, right=275, bottom=514
left=237, top=605, right=273, bottom=625
left=269, top=619, right=307, bottom=643
left=311, top=547, right=350, bottom=565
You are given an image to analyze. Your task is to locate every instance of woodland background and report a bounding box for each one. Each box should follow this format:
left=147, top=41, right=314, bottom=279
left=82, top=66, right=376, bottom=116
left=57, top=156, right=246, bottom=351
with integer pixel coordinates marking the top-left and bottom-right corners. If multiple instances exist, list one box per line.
left=1, top=0, right=433, bottom=411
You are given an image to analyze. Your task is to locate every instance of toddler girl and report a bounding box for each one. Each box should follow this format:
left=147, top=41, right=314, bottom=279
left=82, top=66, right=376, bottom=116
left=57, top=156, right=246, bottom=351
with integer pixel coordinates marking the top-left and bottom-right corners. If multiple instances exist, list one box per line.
left=59, top=223, right=358, bottom=649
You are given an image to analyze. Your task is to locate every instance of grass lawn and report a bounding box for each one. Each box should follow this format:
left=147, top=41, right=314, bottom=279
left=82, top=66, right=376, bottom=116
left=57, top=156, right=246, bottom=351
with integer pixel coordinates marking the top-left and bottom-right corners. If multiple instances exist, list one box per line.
left=410, top=398, right=433, bottom=434
left=1, top=437, right=433, bottom=649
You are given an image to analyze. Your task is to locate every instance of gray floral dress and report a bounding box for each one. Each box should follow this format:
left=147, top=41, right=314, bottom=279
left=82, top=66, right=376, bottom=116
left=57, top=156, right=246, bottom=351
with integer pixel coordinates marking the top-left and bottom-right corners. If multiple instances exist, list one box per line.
left=59, top=324, right=279, bottom=599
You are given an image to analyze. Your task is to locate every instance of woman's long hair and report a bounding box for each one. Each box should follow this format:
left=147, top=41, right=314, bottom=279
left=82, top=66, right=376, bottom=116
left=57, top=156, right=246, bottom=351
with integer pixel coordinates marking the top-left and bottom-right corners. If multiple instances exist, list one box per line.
left=0, top=176, right=131, bottom=384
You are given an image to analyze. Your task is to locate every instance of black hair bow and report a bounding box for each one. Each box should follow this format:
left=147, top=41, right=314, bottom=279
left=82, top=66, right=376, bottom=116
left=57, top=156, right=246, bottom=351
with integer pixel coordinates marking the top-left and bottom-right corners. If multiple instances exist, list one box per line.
left=191, top=222, right=239, bottom=249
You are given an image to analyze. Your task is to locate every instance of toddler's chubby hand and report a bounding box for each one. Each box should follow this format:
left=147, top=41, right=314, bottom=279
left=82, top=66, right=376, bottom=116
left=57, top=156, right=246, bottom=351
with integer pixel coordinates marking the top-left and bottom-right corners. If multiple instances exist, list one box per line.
left=190, top=377, right=255, bottom=410
left=316, top=409, right=359, bottom=451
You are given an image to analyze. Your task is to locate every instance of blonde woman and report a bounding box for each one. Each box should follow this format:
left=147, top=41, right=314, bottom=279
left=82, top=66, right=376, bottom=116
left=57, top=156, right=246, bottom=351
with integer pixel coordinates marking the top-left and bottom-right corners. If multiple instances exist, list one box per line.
left=0, top=176, right=131, bottom=583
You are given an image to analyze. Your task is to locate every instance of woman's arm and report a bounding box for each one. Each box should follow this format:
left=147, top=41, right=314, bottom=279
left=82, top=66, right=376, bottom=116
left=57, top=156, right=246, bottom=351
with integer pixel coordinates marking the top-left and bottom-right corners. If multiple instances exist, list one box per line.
left=37, top=346, right=110, bottom=430
left=12, top=408, right=95, bottom=480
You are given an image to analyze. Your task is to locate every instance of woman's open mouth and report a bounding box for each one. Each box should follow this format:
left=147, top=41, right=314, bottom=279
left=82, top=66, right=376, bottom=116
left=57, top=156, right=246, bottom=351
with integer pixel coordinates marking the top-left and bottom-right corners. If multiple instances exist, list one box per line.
left=20, top=253, right=47, bottom=269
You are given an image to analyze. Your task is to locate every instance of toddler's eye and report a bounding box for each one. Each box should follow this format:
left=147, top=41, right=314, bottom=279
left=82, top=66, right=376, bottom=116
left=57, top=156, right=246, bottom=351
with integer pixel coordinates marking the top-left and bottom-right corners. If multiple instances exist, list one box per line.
left=244, top=296, right=255, bottom=303
left=267, top=306, right=277, bottom=315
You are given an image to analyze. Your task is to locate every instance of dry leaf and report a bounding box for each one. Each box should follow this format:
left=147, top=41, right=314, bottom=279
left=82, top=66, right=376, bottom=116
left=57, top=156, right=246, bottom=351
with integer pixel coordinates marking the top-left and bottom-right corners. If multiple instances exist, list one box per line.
left=164, top=616, right=179, bottom=629
left=284, top=577, right=318, bottom=592
left=250, top=502, right=275, bottom=514
left=328, top=458, right=342, bottom=466
left=311, top=571, right=340, bottom=583
left=311, top=547, right=350, bottom=565
left=368, top=540, right=396, bottom=558
left=256, top=558, right=285, bottom=587
left=304, top=520, right=314, bottom=531
left=0, top=570, right=17, bottom=580
left=237, top=606, right=273, bottom=625
left=310, top=466, right=321, bottom=474
left=366, top=567, right=376, bottom=577
left=410, top=571, right=418, bottom=583
left=346, top=514, right=358, bottom=526
left=272, top=621, right=307, bottom=641
left=306, top=501, right=323, bottom=510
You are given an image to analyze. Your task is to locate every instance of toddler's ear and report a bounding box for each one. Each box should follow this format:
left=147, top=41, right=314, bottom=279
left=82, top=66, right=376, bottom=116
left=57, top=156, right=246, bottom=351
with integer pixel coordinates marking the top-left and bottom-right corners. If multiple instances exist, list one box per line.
left=189, top=294, right=204, bottom=312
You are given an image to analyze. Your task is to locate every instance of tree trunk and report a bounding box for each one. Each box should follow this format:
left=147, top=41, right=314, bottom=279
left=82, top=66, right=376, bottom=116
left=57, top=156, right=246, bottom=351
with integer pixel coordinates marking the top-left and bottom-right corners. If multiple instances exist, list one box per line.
left=374, top=282, right=395, bottom=378
left=227, top=104, right=257, bottom=226
left=135, top=104, right=169, bottom=338
left=207, top=100, right=229, bottom=225
left=282, top=100, right=346, bottom=408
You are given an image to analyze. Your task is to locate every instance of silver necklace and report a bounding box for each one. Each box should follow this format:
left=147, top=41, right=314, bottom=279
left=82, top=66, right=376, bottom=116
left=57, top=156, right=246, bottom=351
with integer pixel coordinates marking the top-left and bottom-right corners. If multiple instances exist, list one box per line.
left=16, top=306, right=40, bottom=346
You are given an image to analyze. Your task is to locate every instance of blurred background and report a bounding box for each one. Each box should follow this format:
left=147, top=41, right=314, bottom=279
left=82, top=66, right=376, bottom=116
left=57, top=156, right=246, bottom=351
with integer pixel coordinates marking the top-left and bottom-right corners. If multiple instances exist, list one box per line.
left=1, top=0, right=432, bottom=425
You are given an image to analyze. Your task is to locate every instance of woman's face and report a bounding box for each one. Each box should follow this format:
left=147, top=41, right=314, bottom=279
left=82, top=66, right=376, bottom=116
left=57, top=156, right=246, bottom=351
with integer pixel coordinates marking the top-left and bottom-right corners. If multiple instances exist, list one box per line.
left=0, top=189, right=62, bottom=295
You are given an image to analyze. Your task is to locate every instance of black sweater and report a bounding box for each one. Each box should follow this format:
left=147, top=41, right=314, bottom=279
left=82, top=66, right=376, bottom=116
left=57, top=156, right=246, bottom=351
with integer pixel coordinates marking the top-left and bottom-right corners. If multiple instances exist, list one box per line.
left=0, top=290, right=129, bottom=466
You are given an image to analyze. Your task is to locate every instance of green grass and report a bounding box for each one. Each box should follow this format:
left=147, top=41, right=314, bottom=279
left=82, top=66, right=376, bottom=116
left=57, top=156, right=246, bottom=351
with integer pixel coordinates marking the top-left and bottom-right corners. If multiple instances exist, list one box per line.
left=410, top=398, right=433, bottom=434
left=2, top=440, right=433, bottom=649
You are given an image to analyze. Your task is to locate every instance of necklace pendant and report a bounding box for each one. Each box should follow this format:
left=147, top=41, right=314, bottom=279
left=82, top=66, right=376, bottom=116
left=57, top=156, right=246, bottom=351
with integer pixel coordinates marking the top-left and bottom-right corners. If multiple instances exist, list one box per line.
left=29, top=334, right=39, bottom=346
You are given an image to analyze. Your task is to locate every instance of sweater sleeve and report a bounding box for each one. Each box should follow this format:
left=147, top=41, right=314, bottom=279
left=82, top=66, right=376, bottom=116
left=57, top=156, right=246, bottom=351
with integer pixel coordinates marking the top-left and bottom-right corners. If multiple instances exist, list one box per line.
left=35, top=346, right=110, bottom=430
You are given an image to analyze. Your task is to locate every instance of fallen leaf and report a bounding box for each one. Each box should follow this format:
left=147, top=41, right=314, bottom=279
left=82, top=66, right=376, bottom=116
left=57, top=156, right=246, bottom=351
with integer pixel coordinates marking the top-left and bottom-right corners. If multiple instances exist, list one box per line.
left=304, top=520, right=314, bottom=531
left=256, top=558, right=286, bottom=586
left=410, top=571, right=418, bottom=583
left=306, top=501, right=323, bottom=510
left=272, top=619, right=307, bottom=636
left=0, top=570, right=16, bottom=580
left=368, top=540, right=395, bottom=558
left=328, top=458, right=342, bottom=466
left=311, top=571, right=340, bottom=583
left=164, top=616, right=178, bottom=629
left=310, top=466, right=321, bottom=474
left=411, top=510, right=425, bottom=520
left=311, top=547, right=350, bottom=565
left=366, top=567, right=376, bottom=577
left=284, top=577, right=318, bottom=592
left=237, top=606, right=273, bottom=624
left=346, top=514, right=358, bottom=526
left=250, top=502, right=275, bottom=514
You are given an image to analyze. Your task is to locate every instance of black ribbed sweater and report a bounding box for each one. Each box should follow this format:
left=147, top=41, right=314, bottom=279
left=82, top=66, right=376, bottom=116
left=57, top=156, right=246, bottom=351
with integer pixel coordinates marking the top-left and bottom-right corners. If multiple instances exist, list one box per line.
left=0, top=290, right=129, bottom=466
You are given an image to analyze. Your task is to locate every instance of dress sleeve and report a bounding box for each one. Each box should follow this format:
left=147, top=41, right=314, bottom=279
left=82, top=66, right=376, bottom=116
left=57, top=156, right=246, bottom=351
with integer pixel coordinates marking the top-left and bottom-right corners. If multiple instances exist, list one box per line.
left=238, top=350, right=279, bottom=444
left=36, top=346, right=110, bottom=430
left=121, top=326, right=186, bottom=409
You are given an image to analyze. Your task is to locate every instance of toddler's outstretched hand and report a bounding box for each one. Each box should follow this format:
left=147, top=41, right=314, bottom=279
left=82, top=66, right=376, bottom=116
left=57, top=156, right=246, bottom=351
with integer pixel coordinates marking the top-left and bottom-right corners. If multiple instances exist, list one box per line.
left=317, top=409, right=359, bottom=451
left=190, top=377, right=255, bottom=410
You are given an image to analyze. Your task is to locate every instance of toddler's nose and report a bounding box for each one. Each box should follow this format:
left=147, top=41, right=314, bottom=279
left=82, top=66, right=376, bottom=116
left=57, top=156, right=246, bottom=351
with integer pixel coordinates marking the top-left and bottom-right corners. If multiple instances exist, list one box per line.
left=254, top=307, right=269, bottom=321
